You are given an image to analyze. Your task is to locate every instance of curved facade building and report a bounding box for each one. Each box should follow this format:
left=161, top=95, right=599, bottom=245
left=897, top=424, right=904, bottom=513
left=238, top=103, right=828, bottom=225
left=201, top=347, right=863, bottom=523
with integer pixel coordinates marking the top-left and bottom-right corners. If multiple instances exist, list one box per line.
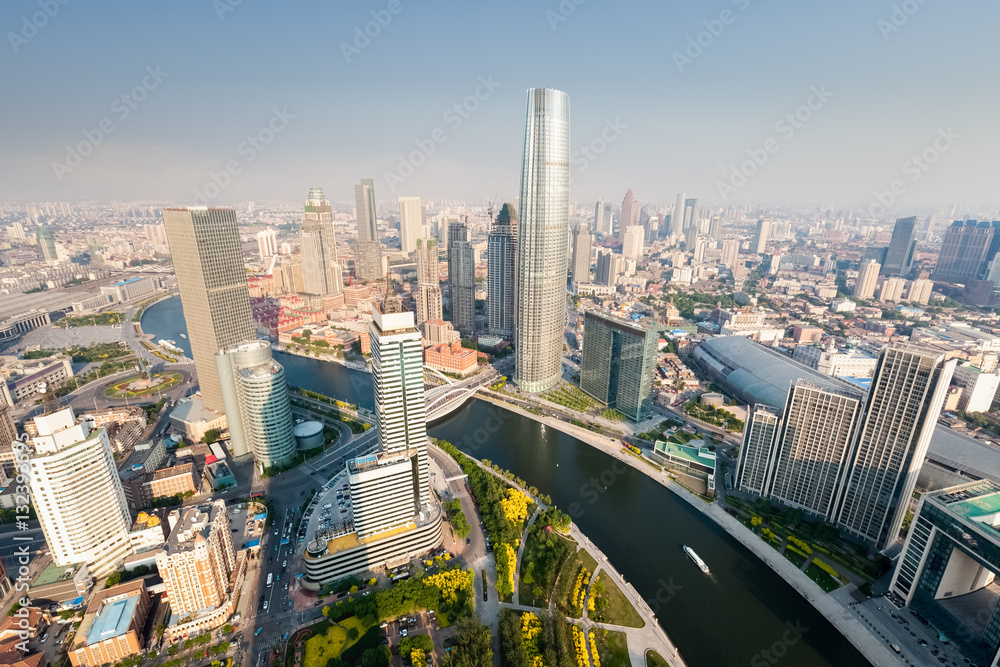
left=515, top=88, right=570, bottom=393
left=216, top=341, right=296, bottom=469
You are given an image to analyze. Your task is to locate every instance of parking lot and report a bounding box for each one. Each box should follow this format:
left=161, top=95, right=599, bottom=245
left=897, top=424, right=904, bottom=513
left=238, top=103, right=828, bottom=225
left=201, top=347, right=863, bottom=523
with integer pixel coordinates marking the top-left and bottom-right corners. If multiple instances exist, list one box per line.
left=850, top=596, right=975, bottom=667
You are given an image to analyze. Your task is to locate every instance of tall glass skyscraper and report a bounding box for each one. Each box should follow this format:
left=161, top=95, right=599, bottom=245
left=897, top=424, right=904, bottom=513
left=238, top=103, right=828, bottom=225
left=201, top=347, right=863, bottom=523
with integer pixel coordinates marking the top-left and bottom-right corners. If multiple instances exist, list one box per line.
left=354, top=178, right=382, bottom=281
left=579, top=310, right=658, bottom=421
left=487, top=203, right=517, bottom=336
left=301, top=188, right=343, bottom=298
left=881, top=216, right=918, bottom=277
left=514, top=88, right=570, bottom=393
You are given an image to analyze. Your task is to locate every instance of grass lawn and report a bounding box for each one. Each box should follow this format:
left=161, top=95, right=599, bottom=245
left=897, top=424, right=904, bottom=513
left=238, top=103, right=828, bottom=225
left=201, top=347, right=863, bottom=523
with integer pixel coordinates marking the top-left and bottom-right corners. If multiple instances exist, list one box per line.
left=591, top=572, right=645, bottom=628
left=555, top=550, right=587, bottom=618
left=783, top=548, right=806, bottom=569
left=805, top=562, right=843, bottom=592
left=301, top=617, right=369, bottom=667
left=646, top=650, right=670, bottom=667
left=579, top=549, right=598, bottom=575
left=593, top=628, right=630, bottom=667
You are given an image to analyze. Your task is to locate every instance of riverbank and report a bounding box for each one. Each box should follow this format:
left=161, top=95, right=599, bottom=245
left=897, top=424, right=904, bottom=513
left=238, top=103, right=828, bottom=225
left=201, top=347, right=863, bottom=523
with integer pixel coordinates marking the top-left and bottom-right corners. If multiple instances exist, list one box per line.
left=274, top=344, right=368, bottom=372
left=474, top=393, right=904, bottom=667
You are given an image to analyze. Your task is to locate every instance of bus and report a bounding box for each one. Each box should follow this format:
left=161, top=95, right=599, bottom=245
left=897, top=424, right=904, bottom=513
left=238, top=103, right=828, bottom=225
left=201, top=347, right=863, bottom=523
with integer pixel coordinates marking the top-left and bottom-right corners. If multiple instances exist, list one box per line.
left=266, top=573, right=273, bottom=587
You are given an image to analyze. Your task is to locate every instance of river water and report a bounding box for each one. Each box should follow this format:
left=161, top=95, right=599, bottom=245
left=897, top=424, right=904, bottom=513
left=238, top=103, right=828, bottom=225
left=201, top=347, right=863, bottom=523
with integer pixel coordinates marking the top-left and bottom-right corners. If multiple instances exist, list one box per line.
left=142, top=296, right=869, bottom=666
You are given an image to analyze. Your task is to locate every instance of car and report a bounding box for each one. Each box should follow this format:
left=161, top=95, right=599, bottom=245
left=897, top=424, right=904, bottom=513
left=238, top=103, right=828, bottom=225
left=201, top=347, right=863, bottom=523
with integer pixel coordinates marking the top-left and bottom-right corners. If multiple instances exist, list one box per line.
left=39, top=634, right=48, bottom=644
left=401, top=628, right=408, bottom=638
left=255, top=627, right=263, bottom=636
left=466, top=538, right=471, bottom=545
left=282, top=560, right=287, bottom=568
left=263, top=601, right=268, bottom=611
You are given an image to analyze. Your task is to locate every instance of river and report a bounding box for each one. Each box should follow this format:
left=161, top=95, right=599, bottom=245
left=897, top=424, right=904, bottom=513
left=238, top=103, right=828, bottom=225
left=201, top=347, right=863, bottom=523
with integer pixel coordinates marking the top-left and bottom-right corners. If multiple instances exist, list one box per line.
left=142, top=296, right=869, bottom=666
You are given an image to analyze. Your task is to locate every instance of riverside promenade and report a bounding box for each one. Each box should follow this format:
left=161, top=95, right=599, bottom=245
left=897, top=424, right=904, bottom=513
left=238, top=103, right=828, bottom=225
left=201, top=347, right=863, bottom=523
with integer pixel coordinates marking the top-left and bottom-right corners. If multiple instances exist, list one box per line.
left=475, top=394, right=905, bottom=667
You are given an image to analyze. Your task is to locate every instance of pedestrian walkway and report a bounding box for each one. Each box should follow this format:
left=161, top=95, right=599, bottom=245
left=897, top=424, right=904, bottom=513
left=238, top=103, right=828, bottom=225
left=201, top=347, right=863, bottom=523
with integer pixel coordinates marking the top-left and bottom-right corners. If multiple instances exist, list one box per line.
left=512, top=506, right=540, bottom=606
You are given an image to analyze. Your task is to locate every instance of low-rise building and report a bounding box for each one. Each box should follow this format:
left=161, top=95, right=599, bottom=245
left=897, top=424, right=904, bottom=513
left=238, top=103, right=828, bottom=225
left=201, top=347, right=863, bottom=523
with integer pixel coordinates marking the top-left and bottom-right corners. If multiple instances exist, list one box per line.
left=69, top=580, right=149, bottom=667
left=420, top=319, right=460, bottom=346
left=424, top=341, right=478, bottom=377
left=7, top=357, right=73, bottom=402
left=951, top=363, right=1000, bottom=413
left=168, top=396, right=227, bottom=443
left=651, top=439, right=717, bottom=494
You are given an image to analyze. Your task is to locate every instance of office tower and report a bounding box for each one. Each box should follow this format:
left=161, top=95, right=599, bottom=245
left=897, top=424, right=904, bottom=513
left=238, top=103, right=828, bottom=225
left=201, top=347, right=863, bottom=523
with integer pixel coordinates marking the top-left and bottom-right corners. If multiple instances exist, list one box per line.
left=854, top=259, right=880, bottom=299
left=37, top=227, right=58, bottom=263
left=276, top=257, right=303, bottom=294
left=835, top=345, right=955, bottom=550
left=414, top=238, right=442, bottom=326
left=156, top=500, right=236, bottom=616
left=881, top=216, right=918, bottom=277
left=622, top=226, right=644, bottom=260
left=256, top=228, right=277, bottom=262
left=671, top=193, right=686, bottom=239
left=353, top=296, right=430, bottom=530
left=162, top=207, right=255, bottom=413
left=907, top=278, right=933, bottom=305
left=215, top=341, right=295, bottom=468
left=595, top=251, right=623, bottom=287
left=693, top=239, right=707, bottom=264
left=398, top=196, right=422, bottom=254
left=753, top=218, right=771, bottom=254
left=514, top=88, right=570, bottom=393
left=879, top=276, right=906, bottom=303
left=594, top=200, right=611, bottom=236
left=767, top=382, right=862, bottom=519
left=436, top=213, right=457, bottom=248
left=447, top=219, right=476, bottom=335
left=27, top=407, right=133, bottom=577
left=709, top=216, right=722, bottom=241
left=933, top=220, right=1000, bottom=283
left=737, top=405, right=782, bottom=495
left=685, top=221, right=697, bottom=251
left=580, top=310, right=658, bottom=422
left=571, top=222, right=592, bottom=282
left=354, top=178, right=382, bottom=281
left=618, top=189, right=638, bottom=241
left=487, top=203, right=517, bottom=336
left=720, top=240, right=739, bottom=269
left=300, top=188, right=343, bottom=298
left=684, top=198, right=698, bottom=231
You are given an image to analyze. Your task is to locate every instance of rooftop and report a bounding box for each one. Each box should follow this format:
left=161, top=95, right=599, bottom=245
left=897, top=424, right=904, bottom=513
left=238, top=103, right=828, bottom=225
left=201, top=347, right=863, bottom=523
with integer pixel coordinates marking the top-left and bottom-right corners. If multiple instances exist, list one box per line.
left=32, top=560, right=83, bottom=587
left=85, top=595, right=139, bottom=645
left=170, top=396, right=225, bottom=425
left=163, top=500, right=225, bottom=555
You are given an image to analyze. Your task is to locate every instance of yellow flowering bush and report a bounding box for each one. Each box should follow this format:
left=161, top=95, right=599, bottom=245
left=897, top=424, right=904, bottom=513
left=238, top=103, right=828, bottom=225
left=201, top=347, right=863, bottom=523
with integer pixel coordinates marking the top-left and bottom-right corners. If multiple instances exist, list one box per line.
left=501, top=488, right=530, bottom=524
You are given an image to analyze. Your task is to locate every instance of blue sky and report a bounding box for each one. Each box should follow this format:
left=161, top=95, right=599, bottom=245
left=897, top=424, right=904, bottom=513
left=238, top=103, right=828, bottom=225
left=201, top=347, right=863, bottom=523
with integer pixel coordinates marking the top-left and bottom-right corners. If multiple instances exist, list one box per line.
left=2, top=0, right=997, bottom=210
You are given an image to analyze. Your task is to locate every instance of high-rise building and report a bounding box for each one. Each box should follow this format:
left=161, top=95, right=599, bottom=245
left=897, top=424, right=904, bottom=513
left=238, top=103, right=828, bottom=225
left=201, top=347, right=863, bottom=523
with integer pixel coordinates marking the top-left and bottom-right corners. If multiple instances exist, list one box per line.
left=595, top=251, right=622, bottom=287
left=37, top=227, right=58, bottom=263
left=447, top=219, right=476, bottom=335
left=684, top=198, right=698, bottom=231
left=514, top=88, right=570, bottom=393
left=622, top=226, right=644, bottom=260
left=737, top=405, right=782, bottom=495
left=879, top=276, right=906, bottom=303
left=907, top=278, right=933, bottom=305
left=753, top=218, right=771, bottom=254
left=398, top=196, right=422, bottom=254
left=487, top=203, right=517, bottom=336
left=256, top=228, right=277, bottom=262
left=162, top=208, right=255, bottom=413
left=414, top=238, right=442, bottom=326
left=155, top=499, right=237, bottom=617
left=720, top=240, right=739, bottom=269
left=354, top=178, right=382, bottom=281
left=881, top=216, right=918, bottom=277
left=835, top=345, right=955, bottom=550
left=215, top=341, right=296, bottom=468
left=571, top=222, right=592, bottom=281
left=300, top=188, right=343, bottom=298
left=933, top=220, right=1000, bottom=283
left=854, top=259, right=880, bottom=299
left=27, top=407, right=133, bottom=577
left=618, top=189, right=638, bottom=241
left=594, top=200, right=611, bottom=236
left=671, top=193, right=686, bottom=239
left=767, top=382, right=862, bottom=519
left=709, top=216, right=722, bottom=241
left=580, top=310, right=658, bottom=422
left=0, top=391, right=18, bottom=477
left=685, top=222, right=697, bottom=251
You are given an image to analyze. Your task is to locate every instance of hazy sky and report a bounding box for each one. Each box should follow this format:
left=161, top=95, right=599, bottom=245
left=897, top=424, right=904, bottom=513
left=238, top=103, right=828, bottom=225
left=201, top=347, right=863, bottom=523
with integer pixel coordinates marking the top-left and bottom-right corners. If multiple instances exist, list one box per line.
left=3, top=0, right=998, bottom=210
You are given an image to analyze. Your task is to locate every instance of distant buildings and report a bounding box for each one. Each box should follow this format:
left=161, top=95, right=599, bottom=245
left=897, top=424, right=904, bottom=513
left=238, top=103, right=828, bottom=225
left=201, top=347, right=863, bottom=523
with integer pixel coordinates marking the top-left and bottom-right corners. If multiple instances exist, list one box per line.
left=100, top=276, right=159, bottom=303
left=571, top=222, right=592, bottom=282
left=256, top=228, right=277, bottom=262
left=447, top=219, right=476, bottom=335
left=300, top=188, right=343, bottom=299
left=594, top=200, right=612, bottom=236
left=881, top=216, right=917, bottom=277
left=618, top=189, right=638, bottom=241
left=792, top=343, right=878, bottom=379
left=487, top=204, right=517, bottom=337
left=414, top=238, right=442, bottom=326
left=854, top=259, right=880, bottom=299
left=27, top=407, right=133, bottom=577
left=753, top=218, right=771, bottom=254
left=595, top=251, right=623, bottom=287
left=514, top=88, right=570, bottom=393
left=720, top=240, right=739, bottom=269
left=934, top=220, right=1000, bottom=283
left=162, top=207, right=255, bottom=414
left=951, top=363, right=1000, bottom=413
left=580, top=311, right=658, bottom=422
left=622, top=226, right=643, bottom=260
left=398, top=196, right=422, bottom=254
left=671, top=193, right=685, bottom=239
left=424, top=341, right=478, bottom=378
left=354, top=178, right=382, bottom=281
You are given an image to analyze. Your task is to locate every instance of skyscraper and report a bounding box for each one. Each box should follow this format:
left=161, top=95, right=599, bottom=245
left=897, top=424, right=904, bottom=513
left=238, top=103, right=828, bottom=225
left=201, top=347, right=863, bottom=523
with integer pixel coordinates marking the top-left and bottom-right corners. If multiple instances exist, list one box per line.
left=414, top=238, right=442, bottom=326
left=618, top=189, right=637, bottom=241
left=37, top=227, right=58, bottom=263
left=27, top=407, right=133, bottom=577
left=622, top=226, right=644, bottom=260
left=881, top=216, right=918, bottom=277
left=215, top=341, right=296, bottom=469
left=354, top=178, right=382, bottom=281
left=854, top=259, right=880, bottom=299
left=514, top=88, right=570, bottom=393
left=933, top=220, right=1000, bottom=283
left=685, top=222, right=697, bottom=251
left=720, top=240, right=739, bottom=269
left=708, top=216, right=722, bottom=241
left=595, top=251, right=622, bottom=287
left=571, top=222, right=592, bottom=282
left=580, top=310, right=658, bottom=422
left=594, top=200, right=610, bottom=235
left=398, top=196, right=422, bottom=254
left=256, top=228, right=277, bottom=263
left=447, top=219, right=476, bottom=335
left=300, top=188, right=343, bottom=298
left=162, top=207, right=255, bottom=413
left=684, top=198, right=698, bottom=231
left=835, top=345, right=955, bottom=550
left=671, top=193, right=686, bottom=239
left=753, top=218, right=771, bottom=254
left=737, top=405, right=782, bottom=495
left=487, top=203, right=517, bottom=336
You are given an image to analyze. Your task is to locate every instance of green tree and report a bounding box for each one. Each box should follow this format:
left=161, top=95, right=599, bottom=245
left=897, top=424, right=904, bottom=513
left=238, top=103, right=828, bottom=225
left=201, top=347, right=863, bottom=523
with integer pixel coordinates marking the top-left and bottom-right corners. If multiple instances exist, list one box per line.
left=361, top=647, right=390, bottom=667
left=443, top=618, right=492, bottom=667
left=202, top=429, right=221, bottom=444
